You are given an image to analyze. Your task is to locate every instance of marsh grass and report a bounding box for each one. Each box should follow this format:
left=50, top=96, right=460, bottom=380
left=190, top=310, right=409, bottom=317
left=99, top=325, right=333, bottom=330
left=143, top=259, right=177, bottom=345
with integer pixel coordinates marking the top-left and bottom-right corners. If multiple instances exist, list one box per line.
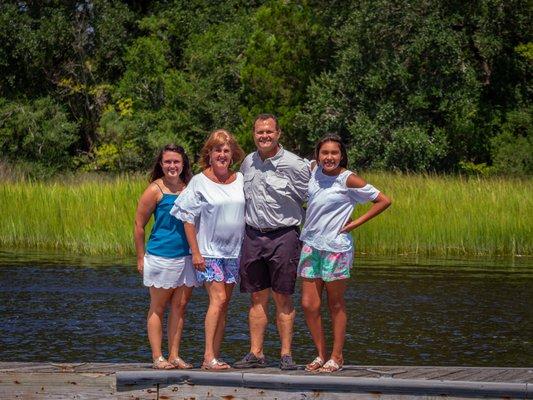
left=0, top=173, right=531, bottom=256
left=0, top=175, right=147, bottom=255
left=356, top=172, right=532, bottom=256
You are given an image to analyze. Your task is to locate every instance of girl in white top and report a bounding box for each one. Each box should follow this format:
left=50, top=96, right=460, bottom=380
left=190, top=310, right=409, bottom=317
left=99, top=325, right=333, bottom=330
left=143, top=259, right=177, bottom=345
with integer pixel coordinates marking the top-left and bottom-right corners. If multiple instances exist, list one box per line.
left=298, top=134, right=391, bottom=373
left=170, top=129, right=245, bottom=371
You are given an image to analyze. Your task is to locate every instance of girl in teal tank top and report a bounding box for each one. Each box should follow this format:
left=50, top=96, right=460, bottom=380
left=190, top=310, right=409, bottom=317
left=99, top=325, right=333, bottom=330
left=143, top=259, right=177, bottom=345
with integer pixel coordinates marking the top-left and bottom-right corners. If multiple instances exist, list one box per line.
left=146, top=193, right=189, bottom=258
left=134, top=144, right=197, bottom=370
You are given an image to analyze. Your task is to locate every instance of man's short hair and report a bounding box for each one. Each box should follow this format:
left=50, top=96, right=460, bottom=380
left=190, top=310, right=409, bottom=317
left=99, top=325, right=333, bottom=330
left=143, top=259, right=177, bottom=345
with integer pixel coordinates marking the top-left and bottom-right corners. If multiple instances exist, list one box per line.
left=253, top=113, right=280, bottom=132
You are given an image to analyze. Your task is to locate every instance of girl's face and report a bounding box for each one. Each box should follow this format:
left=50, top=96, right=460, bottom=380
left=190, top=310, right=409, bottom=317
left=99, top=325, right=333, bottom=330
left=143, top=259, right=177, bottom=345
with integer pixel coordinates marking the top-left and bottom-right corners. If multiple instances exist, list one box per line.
left=209, top=143, right=232, bottom=170
left=318, top=141, right=343, bottom=174
left=160, top=151, right=183, bottom=179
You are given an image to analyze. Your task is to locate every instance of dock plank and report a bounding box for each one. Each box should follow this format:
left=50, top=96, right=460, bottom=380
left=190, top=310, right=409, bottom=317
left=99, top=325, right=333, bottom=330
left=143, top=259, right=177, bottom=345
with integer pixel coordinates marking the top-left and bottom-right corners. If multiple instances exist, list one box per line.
left=0, top=371, right=115, bottom=400
left=391, top=367, right=453, bottom=379
left=486, top=368, right=533, bottom=383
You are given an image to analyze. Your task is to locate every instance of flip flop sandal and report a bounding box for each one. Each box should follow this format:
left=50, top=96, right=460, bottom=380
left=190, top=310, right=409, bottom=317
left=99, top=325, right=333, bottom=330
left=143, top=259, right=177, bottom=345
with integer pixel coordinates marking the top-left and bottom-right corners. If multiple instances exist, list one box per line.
left=318, top=359, right=343, bottom=373
left=169, top=356, right=193, bottom=369
left=152, top=356, right=174, bottom=370
left=305, top=356, right=325, bottom=372
left=201, top=358, right=231, bottom=371
left=215, top=359, right=231, bottom=369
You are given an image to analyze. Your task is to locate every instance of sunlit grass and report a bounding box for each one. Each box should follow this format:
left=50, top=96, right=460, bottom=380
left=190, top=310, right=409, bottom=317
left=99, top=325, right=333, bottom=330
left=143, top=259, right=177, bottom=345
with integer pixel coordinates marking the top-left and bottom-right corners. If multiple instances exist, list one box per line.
left=0, top=175, right=147, bottom=256
left=0, top=173, right=531, bottom=256
left=354, top=172, right=532, bottom=256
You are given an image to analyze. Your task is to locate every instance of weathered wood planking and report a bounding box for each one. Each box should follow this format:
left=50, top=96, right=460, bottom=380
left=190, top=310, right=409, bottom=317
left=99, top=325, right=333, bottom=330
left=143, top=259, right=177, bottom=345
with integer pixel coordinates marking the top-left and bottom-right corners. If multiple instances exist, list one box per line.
left=0, top=372, right=115, bottom=399
left=0, top=362, right=531, bottom=400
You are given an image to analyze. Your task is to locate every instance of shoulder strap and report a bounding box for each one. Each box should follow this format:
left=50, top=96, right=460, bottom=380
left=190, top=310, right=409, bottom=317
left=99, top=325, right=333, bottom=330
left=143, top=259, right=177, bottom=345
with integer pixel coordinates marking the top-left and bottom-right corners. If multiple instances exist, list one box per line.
left=153, top=181, right=164, bottom=194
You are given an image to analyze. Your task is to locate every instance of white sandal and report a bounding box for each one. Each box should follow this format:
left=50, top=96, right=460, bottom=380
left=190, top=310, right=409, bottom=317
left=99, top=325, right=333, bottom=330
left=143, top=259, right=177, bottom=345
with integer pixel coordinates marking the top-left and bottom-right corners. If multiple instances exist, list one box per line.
left=152, top=356, right=174, bottom=370
left=318, top=359, right=343, bottom=373
left=201, top=358, right=231, bottom=371
left=169, top=356, right=193, bottom=369
left=305, top=356, right=325, bottom=372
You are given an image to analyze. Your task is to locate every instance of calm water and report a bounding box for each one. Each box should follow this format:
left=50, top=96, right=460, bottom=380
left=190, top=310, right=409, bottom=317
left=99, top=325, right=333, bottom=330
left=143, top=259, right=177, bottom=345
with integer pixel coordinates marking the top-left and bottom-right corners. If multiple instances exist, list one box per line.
left=0, top=249, right=531, bottom=367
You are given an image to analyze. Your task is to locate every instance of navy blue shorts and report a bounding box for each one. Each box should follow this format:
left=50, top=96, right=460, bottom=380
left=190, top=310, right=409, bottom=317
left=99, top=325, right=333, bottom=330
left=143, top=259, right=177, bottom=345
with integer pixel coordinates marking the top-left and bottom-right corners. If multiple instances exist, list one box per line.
left=239, top=225, right=301, bottom=295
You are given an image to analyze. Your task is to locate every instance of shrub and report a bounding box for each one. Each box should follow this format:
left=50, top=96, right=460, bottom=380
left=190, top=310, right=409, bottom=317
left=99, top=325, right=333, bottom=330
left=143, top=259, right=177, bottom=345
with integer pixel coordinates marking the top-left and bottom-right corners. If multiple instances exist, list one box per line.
left=490, top=108, right=532, bottom=175
left=0, top=97, right=78, bottom=172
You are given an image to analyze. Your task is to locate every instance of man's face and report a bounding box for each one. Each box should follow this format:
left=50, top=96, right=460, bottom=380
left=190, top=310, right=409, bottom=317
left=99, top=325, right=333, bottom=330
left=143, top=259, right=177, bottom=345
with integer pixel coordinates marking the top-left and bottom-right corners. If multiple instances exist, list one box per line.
left=253, top=118, right=280, bottom=155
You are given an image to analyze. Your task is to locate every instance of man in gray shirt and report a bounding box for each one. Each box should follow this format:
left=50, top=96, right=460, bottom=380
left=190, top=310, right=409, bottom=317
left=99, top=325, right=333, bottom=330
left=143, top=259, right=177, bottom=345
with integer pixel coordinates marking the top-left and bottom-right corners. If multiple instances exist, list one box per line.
left=234, top=114, right=310, bottom=370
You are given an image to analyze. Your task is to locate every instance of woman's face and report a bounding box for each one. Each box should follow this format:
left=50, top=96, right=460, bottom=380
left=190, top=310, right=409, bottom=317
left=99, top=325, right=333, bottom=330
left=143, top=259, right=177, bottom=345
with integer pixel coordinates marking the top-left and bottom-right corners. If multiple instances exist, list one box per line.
left=209, top=143, right=232, bottom=170
left=318, top=141, right=342, bottom=174
left=160, top=151, right=183, bottom=179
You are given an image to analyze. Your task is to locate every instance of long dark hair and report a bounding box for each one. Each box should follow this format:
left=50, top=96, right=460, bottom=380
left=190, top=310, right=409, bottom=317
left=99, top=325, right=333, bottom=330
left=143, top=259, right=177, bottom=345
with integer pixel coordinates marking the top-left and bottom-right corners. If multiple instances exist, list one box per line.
left=149, top=144, right=192, bottom=184
left=314, top=134, right=348, bottom=168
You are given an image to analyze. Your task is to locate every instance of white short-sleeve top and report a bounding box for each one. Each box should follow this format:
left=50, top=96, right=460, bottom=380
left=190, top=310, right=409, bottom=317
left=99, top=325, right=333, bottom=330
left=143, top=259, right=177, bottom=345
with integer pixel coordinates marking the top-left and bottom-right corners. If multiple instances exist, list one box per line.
left=300, top=167, right=380, bottom=253
left=170, top=172, right=245, bottom=258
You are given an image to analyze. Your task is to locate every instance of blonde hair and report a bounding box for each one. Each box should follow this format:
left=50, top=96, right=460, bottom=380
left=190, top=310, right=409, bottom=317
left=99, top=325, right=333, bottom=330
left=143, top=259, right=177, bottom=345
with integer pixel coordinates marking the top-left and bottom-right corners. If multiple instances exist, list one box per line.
left=200, top=129, right=245, bottom=170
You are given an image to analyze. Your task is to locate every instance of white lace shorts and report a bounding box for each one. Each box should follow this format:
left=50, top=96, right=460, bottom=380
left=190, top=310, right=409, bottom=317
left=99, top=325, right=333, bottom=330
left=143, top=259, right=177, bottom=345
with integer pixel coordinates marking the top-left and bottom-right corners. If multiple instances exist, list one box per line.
left=143, top=254, right=199, bottom=289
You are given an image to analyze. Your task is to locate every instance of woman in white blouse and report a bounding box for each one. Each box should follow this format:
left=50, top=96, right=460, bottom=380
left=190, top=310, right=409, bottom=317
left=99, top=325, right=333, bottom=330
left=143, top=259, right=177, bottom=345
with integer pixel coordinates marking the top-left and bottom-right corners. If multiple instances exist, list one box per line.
left=170, top=129, right=245, bottom=370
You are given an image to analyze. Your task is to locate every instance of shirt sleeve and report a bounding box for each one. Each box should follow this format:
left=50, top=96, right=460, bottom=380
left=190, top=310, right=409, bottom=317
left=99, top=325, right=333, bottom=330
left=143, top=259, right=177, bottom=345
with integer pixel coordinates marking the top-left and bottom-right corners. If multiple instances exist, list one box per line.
left=169, top=177, right=204, bottom=223
left=239, top=154, right=251, bottom=174
left=291, top=159, right=312, bottom=202
left=347, top=183, right=380, bottom=204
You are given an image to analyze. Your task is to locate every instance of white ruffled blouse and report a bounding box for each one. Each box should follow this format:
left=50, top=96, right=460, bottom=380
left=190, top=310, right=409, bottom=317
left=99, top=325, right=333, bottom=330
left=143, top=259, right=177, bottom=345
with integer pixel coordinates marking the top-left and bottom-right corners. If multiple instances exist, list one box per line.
left=170, top=172, right=245, bottom=258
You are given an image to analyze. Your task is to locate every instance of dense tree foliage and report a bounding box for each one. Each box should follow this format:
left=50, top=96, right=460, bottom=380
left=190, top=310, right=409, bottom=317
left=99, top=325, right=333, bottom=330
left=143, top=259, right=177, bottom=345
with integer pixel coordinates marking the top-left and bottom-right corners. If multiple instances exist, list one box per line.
left=0, top=0, right=531, bottom=176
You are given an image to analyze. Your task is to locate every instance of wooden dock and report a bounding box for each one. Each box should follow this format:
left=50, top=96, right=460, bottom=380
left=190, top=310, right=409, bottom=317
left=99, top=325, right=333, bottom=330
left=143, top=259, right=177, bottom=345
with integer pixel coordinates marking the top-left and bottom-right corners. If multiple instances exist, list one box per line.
left=0, top=362, right=531, bottom=399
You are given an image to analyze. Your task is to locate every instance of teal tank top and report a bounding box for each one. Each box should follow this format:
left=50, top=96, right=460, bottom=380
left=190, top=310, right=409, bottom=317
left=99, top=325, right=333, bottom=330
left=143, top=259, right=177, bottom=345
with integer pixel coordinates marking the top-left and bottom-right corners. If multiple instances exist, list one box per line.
left=146, top=193, right=190, bottom=258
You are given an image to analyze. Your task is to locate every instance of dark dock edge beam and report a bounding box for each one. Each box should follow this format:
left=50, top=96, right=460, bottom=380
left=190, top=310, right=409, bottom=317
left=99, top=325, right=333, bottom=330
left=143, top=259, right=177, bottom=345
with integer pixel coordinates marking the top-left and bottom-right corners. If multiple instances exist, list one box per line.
left=116, top=370, right=531, bottom=398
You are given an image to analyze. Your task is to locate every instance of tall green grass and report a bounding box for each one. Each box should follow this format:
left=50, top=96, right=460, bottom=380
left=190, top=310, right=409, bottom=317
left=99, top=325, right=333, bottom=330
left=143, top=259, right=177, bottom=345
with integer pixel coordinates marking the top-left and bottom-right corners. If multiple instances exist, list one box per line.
left=0, top=175, right=146, bottom=255
left=0, top=173, right=531, bottom=256
left=356, top=173, right=532, bottom=256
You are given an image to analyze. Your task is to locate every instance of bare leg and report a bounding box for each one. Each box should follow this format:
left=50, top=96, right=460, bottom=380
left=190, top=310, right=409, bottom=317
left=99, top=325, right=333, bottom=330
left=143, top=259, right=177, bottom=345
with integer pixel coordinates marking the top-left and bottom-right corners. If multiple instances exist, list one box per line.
left=272, top=291, right=295, bottom=357
left=325, top=279, right=347, bottom=365
left=203, top=281, right=229, bottom=363
left=213, top=283, right=234, bottom=358
left=167, top=285, right=193, bottom=361
left=147, top=287, right=174, bottom=360
left=301, top=278, right=327, bottom=362
left=249, top=288, right=270, bottom=357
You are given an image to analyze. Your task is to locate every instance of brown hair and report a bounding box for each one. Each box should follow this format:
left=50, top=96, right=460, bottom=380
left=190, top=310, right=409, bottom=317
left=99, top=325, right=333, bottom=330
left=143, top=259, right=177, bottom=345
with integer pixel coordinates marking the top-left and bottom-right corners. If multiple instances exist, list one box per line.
left=253, top=113, right=280, bottom=132
left=314, top=134, right=348, bottom=168
left=149, top=144, right=192, bottom=183
left=199, top=129, right=245, bottom=170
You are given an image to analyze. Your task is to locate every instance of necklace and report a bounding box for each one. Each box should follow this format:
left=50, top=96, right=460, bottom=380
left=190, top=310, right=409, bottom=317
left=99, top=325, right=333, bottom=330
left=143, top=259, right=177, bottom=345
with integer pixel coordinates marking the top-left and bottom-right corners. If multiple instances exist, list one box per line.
left=161, top=177, right=185, bottom=193
left=206, top=167, right=231, bottom=184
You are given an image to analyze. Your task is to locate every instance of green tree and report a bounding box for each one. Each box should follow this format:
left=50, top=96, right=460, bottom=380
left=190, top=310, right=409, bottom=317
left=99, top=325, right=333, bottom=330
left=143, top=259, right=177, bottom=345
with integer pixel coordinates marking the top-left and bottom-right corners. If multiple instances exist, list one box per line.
left=491, top=108, right=532, bottom=175
left=0, top=97, right=78, bottom=172
left=298, top=0, right=531, bottom=172
left=240, top=1, right=327, bottom=153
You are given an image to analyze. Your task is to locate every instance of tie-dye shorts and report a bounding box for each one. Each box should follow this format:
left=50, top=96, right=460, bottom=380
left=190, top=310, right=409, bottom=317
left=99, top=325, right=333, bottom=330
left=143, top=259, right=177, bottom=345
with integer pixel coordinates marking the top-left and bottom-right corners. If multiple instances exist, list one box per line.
left=297, top=244, right=353, bottom=282
left=196, top=257, right=239, bottom=284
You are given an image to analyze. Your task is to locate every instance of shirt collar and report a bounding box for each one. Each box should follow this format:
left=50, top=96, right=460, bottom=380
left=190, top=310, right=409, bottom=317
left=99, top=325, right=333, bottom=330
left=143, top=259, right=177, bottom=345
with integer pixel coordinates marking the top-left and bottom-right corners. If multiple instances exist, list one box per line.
left=254, top=145, right=284, bottom=168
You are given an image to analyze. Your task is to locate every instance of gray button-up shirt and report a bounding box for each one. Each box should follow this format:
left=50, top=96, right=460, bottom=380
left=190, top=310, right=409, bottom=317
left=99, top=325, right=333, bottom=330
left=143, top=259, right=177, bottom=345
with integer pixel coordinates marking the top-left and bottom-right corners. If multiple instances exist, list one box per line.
left=240, top=146, right=310, bottom=230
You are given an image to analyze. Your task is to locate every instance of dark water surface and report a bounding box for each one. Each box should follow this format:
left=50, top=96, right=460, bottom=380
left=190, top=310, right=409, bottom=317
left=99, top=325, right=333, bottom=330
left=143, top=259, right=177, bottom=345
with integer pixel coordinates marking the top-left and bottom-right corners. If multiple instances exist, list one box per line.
left=1, top=249, right=531, bottom=367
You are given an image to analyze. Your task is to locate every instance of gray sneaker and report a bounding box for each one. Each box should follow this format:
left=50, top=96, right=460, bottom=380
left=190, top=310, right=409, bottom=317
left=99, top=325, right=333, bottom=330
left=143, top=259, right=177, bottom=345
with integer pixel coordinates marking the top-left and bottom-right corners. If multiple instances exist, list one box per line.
left=233, top=352, right=266, bottom=369
left=280, top=354, right=297, bottom=370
